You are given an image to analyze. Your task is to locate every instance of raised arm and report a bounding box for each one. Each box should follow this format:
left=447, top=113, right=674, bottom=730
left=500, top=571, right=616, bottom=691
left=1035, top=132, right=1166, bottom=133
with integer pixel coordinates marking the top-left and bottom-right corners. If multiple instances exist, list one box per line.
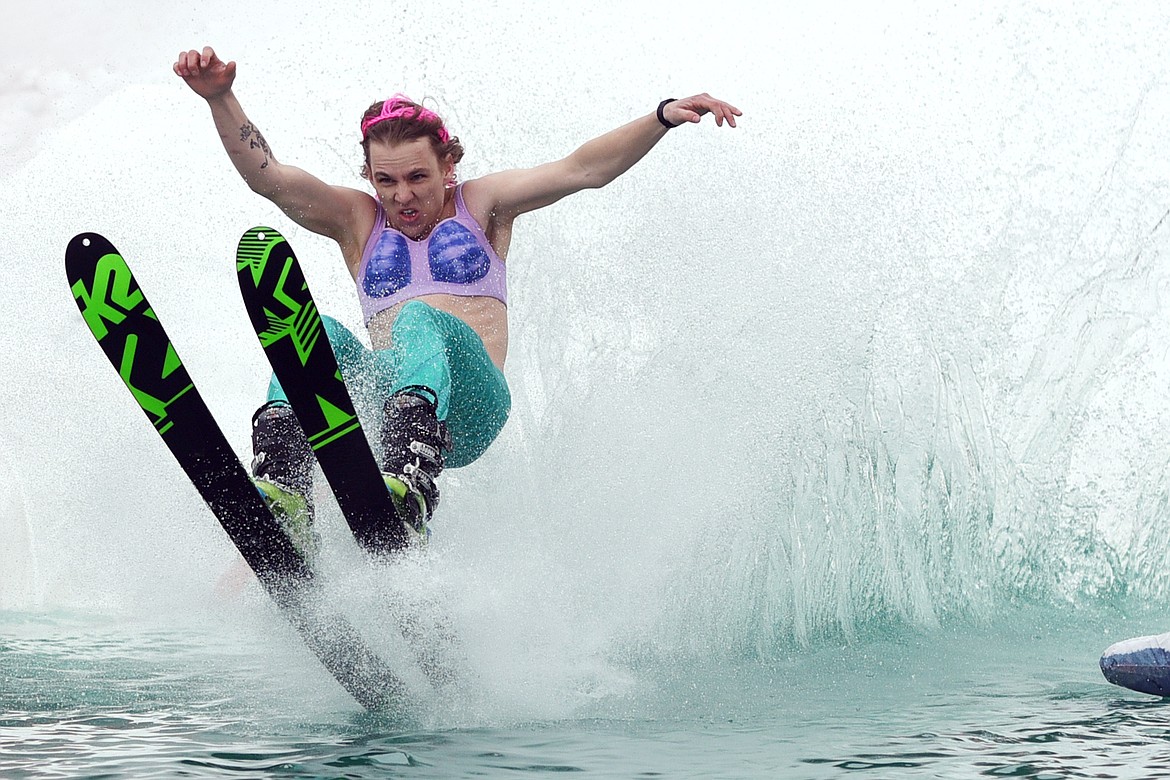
left=173, top=47, right=370, bottom=249
left=471, top=94, right=741, bottom=225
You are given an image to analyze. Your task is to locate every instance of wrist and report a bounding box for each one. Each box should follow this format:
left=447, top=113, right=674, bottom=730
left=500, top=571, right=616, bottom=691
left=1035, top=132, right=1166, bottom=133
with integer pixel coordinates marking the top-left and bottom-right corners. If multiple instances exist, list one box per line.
left=656, top=98, right=680, bottom=129
left=204, top=91, right=235, bottom=110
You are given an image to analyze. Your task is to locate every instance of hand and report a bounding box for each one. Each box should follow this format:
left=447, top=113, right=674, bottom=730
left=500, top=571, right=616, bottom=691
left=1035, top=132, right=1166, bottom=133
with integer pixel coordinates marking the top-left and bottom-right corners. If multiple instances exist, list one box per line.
left=173, top=46, right=236, bottom=101
left=662, top=93, right=742, bottom=128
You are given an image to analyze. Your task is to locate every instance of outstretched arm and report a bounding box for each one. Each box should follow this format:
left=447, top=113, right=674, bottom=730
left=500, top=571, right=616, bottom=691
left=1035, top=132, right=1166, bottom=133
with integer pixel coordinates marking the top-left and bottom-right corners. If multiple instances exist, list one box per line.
left=173, top=47, right=369, bottom=248
left=472, top=94, right=741, bottom=224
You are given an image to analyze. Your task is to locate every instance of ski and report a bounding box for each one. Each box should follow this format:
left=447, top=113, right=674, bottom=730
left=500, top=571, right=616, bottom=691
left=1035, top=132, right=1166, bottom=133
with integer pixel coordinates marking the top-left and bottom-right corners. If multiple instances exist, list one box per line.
left=235, top=226, right=411, bottom=553
left=66, top=232, right=407, bottom=711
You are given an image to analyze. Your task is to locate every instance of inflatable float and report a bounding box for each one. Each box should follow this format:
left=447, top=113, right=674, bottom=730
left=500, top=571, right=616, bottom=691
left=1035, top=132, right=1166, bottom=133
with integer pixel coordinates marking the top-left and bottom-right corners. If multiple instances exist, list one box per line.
left=1101, top=632, right=1170, bottom=696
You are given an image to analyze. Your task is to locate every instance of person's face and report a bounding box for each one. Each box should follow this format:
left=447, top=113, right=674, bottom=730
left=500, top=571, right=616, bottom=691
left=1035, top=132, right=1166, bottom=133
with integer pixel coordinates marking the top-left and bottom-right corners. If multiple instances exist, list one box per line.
left=366, top=137, right=454, bottom=239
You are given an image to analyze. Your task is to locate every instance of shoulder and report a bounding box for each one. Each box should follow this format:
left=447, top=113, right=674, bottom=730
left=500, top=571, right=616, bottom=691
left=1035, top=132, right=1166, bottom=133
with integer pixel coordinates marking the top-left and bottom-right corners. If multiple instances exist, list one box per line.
left=332, top=185, right=379, bottom=219
left=458, top=177, right=503, bottom=231
left=281, top=180, right=379, bottom=243
left=330, top=186, right=378, bottom=231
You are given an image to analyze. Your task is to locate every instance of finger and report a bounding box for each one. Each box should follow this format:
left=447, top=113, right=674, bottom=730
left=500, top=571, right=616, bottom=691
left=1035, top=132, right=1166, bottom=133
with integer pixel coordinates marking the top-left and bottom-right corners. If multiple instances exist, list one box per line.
left=708, top=101, right=739, bottom=128
left=179, top=49, right=200, bottom=75
left=201, top=46, right=215, bottom=69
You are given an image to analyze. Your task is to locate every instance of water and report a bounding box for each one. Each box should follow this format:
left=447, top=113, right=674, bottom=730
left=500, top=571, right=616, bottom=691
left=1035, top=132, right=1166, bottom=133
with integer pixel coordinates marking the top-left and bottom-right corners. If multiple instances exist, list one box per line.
left=2, top=606, right=1167, bottom=778
left=8, top=0, right=1170, bottom=776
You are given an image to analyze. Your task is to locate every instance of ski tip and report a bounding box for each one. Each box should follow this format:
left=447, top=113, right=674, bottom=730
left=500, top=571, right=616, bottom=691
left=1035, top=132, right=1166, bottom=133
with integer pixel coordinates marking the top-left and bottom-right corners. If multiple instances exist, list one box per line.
left=237, top=226, right=293, bottom=283
left=239, top=225, right=286, bottom=245
left=237, top=226, right=291, bottom=267
left=65, top=232, right=120, bottom=278
left=66, top=231, right=115, bottom=257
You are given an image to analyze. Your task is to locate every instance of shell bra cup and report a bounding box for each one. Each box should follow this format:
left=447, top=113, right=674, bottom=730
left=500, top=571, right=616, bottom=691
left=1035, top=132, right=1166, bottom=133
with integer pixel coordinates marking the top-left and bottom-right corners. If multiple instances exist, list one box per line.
left=357, top=184, right=508, bottom=323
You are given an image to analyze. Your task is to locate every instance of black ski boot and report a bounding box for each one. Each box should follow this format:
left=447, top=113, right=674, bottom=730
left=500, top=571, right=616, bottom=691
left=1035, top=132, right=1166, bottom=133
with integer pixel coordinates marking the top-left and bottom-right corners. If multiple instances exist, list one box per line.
left=250, top=401, right=318, bottom=558
left=380, top=389, right=452, bottom=536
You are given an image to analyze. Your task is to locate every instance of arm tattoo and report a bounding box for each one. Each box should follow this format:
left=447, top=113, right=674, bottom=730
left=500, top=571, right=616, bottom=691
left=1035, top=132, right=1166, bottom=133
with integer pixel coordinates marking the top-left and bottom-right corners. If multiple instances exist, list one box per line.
left=239, top=122, right=272, bottom=169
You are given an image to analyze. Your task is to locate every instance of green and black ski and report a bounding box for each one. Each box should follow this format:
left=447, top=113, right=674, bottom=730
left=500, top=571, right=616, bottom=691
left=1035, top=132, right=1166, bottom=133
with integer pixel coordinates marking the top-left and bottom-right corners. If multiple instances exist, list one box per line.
left=235, top=226, right=412, bottom=553
left=66, top=232, right=407, bottom=710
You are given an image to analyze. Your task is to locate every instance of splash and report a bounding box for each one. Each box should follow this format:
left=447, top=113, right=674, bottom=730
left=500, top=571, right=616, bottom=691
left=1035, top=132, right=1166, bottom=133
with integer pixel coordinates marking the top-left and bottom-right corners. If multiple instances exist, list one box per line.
left=5, top=1, right=1170, bottom=719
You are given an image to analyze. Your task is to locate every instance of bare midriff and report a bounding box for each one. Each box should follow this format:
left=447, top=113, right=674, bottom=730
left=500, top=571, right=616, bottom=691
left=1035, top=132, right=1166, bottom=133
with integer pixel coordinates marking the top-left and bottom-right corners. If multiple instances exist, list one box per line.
left=365, top=293, right=509, bottom=371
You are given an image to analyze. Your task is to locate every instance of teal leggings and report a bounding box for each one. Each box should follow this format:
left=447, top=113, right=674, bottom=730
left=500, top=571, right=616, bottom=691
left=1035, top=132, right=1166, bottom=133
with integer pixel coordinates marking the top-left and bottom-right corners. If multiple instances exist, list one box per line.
left=266, top=301, right=511, bottom=469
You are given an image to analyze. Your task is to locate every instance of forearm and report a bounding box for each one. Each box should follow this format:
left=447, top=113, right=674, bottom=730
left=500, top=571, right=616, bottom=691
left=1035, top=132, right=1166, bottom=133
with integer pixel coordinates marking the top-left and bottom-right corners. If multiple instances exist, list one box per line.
left=205, top=91, right=282, bottom=195
left=569, top=112, right=669, bottom=189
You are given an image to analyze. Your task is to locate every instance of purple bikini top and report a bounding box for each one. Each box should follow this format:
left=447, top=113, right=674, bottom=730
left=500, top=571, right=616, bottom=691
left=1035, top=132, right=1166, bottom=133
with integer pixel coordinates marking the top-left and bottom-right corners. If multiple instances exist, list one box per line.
left=356, top=183, right=507, bottom=323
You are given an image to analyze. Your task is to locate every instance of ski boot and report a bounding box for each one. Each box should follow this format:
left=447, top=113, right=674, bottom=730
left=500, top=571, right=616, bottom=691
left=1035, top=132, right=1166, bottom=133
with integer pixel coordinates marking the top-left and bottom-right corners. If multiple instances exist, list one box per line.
left=380, top=388, right=452, bottom=542
left=250, top=400, right=319, bottom=560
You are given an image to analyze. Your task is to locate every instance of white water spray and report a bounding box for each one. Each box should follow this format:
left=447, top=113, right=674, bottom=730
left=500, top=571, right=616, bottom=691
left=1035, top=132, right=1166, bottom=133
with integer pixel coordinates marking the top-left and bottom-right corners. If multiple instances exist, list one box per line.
left=5, top=0, right=1170, bottom=718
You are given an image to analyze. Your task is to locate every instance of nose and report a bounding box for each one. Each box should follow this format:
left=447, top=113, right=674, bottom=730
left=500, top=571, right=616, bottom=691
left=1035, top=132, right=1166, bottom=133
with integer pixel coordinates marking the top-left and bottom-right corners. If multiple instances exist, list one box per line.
left=392, top=183, right=412, bottom=203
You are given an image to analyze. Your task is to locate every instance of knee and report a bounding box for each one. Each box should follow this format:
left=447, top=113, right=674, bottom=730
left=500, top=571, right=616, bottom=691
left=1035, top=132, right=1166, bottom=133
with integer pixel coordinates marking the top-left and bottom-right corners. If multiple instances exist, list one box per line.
left=320, top=314, right=353, bottom=344
left=392, top=300, right=443, bottom=337
left=319, top=314, right=368, bottom=366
